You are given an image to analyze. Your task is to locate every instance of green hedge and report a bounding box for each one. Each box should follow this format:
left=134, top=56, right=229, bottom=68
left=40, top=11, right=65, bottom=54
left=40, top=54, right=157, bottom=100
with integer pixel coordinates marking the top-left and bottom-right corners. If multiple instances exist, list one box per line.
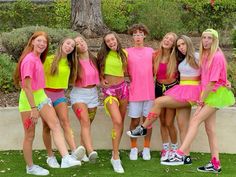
left=0, top=54, right=17, bottom=93
left=102, top=0, right=185, bottom=39
left=232, top=30, right=236, bottom=48
left=0, top=0, right=70, bottom=32
left=179, top=0, right=236, bottom=33
left=227, top=57, right=236, bottom=95
left=1, top=26, right=78, bottom=61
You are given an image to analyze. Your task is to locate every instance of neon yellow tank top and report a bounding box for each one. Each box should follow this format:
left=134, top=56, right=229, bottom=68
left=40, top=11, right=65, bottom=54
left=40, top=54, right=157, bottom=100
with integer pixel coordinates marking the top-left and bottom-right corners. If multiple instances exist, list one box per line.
left=44, top=55, right=70, bottom=89
left=104, top=50, right=126, bottom=77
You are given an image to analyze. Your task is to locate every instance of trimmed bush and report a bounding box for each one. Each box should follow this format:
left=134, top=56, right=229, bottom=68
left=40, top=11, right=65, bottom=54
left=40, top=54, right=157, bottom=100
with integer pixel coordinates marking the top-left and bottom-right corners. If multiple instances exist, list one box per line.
left=179, top=0, right=236, bottom=33
left=232, top=29, right=236, bottom=48
left=0, top=0, right=70, bottom=32
left=1, top=26, right=78, bottom=61
left=227, top=57, right=236, bottom=95
left=102, top=0, right=185, bottom=39
left=0, top=54, right=17, bottom=93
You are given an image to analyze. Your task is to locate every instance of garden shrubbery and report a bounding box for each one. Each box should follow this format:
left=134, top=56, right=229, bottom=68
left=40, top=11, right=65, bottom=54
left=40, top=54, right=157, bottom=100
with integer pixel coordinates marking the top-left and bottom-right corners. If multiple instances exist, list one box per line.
left=102, top=0, right=185, bottom=39
left=1, top=26, right=78, bottom=61
left=0, top=54, right=17, bottom=93
left=0, top=0, right=70, bottom=32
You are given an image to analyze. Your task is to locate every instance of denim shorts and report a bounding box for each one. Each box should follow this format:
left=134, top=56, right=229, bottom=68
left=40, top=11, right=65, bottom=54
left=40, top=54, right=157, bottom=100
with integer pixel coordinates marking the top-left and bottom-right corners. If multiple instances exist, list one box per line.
left=44, top=89, right=67, bottom=107
left=70, top=86, right=99, bottom=108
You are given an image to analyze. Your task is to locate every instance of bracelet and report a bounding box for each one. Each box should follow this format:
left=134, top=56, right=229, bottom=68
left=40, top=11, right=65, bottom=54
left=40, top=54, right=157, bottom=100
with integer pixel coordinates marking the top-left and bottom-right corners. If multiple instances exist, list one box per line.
left=31, top=106, right=36, bottom=109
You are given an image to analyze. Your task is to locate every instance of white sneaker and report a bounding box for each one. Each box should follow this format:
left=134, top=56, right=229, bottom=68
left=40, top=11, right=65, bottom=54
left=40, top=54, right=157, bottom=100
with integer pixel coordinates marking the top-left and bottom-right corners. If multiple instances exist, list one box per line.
left=71, top=146, right=86, bottom=161
left=46, top=156, right=60, bottom=168
left=142, top=147, right=151, bottom=160
left=81, top=154, right=89, bottom=162
left=61, top=155, right=81, bottom=168
left=26, top=165, right=49, bottom=176
left=88, top=151, right=98, bottom=163
left=111, top=157, right=124, bottom=173
left=160, top=149, right=170, bottom=162
left=129, top=147, right=138, bottom=160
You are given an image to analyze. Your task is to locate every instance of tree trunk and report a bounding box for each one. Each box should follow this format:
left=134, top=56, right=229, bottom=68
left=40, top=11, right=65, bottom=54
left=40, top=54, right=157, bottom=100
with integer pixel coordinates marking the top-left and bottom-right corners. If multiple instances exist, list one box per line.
left=71, top=0, right=108, bottom=38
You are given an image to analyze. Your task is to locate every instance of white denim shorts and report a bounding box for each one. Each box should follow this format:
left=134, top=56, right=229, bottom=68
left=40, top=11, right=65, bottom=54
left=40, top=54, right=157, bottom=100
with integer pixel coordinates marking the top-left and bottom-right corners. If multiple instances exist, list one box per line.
left=70, top=87, right=99, bottom=108
left=128, top=100, right=154, bottom=118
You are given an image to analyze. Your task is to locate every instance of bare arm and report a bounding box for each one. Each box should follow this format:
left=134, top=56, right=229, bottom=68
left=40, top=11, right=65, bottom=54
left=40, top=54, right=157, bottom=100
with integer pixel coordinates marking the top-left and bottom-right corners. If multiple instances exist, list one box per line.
left=22, top=77, right=39, bottom=123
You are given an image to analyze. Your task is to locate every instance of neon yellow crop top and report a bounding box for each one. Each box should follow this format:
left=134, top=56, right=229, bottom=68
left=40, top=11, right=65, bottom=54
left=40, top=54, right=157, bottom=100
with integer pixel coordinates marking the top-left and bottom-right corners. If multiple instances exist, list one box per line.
left=104, top=50, right=126, bottom=77
left=44, top=55, right=70, bottom=89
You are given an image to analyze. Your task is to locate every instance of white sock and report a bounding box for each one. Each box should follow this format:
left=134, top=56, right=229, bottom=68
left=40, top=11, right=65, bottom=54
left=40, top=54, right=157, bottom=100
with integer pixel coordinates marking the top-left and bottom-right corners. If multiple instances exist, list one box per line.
left=162, top=143, right=170, bottom=151
left=171, top=143, right=178, bottom=150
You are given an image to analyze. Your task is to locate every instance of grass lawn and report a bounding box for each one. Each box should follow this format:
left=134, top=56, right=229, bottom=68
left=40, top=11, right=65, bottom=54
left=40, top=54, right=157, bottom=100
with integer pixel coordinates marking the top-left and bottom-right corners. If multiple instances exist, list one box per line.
left=0, top=150, right=235, bottom=177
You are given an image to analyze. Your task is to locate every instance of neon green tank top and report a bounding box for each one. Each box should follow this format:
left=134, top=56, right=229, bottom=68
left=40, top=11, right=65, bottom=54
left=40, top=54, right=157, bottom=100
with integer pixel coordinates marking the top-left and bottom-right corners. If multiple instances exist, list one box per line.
left=44, top=55, right=70, bottom=89
left=104, top=50, right=125, bottom=77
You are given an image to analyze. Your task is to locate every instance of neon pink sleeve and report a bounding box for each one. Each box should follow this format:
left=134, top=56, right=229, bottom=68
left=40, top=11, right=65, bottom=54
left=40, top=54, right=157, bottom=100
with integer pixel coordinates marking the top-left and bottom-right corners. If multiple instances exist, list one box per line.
left=21, top=60, right=34, bottom=80
left=209, top=54, right=223, bottom=82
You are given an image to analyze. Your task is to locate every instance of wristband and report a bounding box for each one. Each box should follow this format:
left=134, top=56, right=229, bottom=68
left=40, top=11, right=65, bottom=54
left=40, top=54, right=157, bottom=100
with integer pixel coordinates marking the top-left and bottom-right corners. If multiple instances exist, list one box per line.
left=31, top=106, right=37, bottom=109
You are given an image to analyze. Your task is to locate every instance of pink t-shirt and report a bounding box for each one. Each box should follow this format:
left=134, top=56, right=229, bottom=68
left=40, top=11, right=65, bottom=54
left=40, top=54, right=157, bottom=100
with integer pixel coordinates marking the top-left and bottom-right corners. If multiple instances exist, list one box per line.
left=127, top=47, right=155, bottom=101
left=75, top=59, right=100, bottom=87
left=201, top=50, right=227, bottom=92
left=20, top=52, right=45, bottom=91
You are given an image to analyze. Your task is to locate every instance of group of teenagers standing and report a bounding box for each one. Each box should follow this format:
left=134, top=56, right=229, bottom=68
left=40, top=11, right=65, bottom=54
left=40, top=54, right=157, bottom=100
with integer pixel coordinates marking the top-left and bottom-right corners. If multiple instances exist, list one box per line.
left=14, top=23, right=235, bottom=176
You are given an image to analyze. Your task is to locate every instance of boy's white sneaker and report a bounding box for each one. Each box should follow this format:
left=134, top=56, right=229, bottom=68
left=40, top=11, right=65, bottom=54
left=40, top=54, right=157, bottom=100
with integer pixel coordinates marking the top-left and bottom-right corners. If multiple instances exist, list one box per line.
left=129, top=147, right=138, bottom=160
left=26, top=165, right=49, bottom=176
left=111, top=157, right=124, bottom=173
left=71, top=146, right=86, bottom=161
left=142, top=147, right=151, bottom=160
left=46, top=156, right=60, bottom=168
left=61, top=155, right=81, bottom=168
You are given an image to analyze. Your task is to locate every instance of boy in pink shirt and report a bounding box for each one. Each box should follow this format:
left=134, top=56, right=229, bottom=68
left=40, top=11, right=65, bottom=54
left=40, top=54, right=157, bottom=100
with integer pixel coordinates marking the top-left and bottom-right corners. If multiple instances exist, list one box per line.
left=126, top=24, right=155, bottom=161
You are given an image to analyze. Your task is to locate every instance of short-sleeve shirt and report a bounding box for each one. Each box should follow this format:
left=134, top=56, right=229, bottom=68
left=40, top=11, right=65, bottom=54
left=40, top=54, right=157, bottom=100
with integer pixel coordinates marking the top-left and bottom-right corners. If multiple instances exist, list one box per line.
left=20, top=52, right=45, bottom=90
left=201, top=50, right=227, bottom=92
left=126, top=47, right=155, bottom=101
left=44, top=55, right=70, bottom=89
left=75, top=59, right=100, bottom=87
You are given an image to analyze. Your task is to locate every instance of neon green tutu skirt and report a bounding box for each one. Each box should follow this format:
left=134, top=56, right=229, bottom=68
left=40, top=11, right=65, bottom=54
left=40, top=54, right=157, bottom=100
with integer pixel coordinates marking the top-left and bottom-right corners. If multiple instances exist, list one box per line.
left=205, top=86, right=235, bottom=108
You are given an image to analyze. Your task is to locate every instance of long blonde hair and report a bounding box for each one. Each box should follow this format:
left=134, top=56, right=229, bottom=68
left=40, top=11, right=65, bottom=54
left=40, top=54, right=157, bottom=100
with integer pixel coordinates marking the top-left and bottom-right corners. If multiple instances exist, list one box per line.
left=176, top=35, right=199, bottom=69
left=14, top=31, right=49, bottom=87
left=154, top=32, right=177, bottom=78
left=199, top=32, right=219, bottom=68
left=50, top=37, right=78, bottom=84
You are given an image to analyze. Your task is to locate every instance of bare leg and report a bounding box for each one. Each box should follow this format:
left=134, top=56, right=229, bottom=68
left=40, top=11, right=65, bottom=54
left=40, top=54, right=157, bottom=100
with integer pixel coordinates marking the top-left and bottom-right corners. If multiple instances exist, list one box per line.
left=142, top=96, right=189, bottom=128
left=40, top=105, right=69, bottom=157
left=42, top=119, right=54, bottom=157
left=177, top=107, right=191, bottom=155
left=55, top=102, right=76, bottom=151
left=204, top=112, right=219, bottom=160
left=179, top=106, right=217, bottom=154
left=107, top=98, right=128, bottom=160
left=73, top=103, right=95, bottom=154
left=21, top=111, right=36, bottom=166
left=130, top=118, right=140, bottom=148
left=165, top=108, right=177, bottom=145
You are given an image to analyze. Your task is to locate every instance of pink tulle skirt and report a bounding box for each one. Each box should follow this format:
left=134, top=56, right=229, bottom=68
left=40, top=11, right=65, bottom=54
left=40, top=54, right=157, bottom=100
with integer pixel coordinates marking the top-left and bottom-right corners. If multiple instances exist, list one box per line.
left=164, top=84, right=201, bottom=102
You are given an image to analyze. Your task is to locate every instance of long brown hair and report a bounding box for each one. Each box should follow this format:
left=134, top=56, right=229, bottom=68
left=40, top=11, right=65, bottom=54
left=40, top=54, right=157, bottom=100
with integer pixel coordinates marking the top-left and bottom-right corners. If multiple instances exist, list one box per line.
left=97, top=31, right=127, bottom=78
left=14, top=31, right=49, bottom=87
left=74, top=35, right=98, bottom=82
left=153, top=32, right=177, bottom=78
left=50, top=37, right=78, bottom=84
left=176, top=35, right=199, bottom=69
